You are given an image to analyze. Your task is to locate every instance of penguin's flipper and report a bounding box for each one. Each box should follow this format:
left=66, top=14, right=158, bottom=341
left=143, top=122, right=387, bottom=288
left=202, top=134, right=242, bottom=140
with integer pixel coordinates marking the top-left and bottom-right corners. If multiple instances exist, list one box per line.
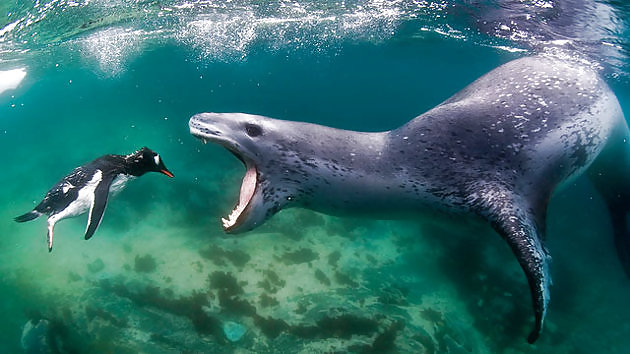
left=85, top=175, right=115, bottom=240
left=475, top=185, right=551, bottom=344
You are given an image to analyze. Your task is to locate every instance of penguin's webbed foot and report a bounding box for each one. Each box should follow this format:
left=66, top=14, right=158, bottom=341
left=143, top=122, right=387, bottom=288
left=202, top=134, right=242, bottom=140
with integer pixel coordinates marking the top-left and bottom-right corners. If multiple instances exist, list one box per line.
left=47, top=220, right=55, bottom=253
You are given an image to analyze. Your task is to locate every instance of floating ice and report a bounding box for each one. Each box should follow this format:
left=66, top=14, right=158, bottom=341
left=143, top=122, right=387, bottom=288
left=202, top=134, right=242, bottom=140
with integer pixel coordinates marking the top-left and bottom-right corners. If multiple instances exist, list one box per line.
left=0, top=68, right=26, bottom=95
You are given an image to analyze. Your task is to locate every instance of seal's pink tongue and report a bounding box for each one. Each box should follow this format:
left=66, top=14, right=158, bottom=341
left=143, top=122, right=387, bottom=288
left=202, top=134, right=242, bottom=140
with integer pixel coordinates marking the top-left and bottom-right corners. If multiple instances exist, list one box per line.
left=222, top=165, right=257, bottom=230
left=240, top=165, right=256, bottom=208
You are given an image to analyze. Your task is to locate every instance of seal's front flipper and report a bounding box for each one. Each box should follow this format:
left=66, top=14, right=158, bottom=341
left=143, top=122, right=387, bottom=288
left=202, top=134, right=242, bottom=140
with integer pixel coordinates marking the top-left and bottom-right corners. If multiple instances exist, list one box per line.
left=492, top=211, right=551, bottom=343
left=605, top=201, right=630, bottom=277
left=587, top=131, right=630, bottom=278
left=476, top=188, right=551, bottom=344
left=85, top=175, right=114, bottom=240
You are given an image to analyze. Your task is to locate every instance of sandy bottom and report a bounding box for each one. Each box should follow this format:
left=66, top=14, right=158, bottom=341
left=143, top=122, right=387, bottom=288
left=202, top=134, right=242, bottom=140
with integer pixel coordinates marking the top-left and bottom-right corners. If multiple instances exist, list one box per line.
left=3, top=175, right=629, bottom=354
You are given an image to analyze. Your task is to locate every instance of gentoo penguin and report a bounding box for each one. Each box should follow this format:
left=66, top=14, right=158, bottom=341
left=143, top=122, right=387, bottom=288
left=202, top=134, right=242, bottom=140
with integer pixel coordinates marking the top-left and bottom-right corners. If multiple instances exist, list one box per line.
left=14, top=147, right=174, bottom=251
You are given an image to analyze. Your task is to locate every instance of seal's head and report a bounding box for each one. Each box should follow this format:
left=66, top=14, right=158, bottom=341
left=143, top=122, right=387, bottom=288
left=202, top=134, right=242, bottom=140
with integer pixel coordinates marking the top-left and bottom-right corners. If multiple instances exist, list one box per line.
left=189, top=112, right=300, bottom=233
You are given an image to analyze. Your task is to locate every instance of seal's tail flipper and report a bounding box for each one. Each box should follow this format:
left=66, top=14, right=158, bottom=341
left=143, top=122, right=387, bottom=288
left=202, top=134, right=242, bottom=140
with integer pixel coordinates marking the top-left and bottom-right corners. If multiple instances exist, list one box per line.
left=14, top=210, right=41, bottom=223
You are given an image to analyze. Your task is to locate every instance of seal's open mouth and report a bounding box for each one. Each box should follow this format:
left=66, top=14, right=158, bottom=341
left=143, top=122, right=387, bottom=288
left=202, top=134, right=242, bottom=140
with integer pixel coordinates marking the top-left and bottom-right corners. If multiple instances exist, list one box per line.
left=221, top=160, right=257, bottom=231
left=191, top=130, right=258, bottom=233
left=188, top=113, right=270, bottom=233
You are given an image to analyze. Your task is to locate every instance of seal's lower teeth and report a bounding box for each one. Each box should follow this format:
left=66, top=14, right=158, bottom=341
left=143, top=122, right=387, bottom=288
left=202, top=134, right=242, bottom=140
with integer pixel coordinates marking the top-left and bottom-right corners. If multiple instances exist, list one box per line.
left=222, top=165, right=257, bottom=230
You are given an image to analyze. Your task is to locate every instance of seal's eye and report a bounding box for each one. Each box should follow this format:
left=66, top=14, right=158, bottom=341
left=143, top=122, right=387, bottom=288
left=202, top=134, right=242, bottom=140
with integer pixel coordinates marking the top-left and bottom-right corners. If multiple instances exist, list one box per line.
left=245, top=123, right=262, bottom=137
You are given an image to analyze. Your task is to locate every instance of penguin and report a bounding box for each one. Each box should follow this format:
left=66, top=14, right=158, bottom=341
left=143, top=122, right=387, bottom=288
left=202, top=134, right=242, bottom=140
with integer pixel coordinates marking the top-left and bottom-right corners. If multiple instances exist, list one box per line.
left=14, top=147, right=174, bottom=251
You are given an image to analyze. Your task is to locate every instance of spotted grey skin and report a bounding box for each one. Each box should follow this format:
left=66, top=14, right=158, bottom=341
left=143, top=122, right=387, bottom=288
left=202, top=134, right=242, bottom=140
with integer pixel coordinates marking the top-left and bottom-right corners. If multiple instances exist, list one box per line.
left=14, top=147, right=174, bottom=252
left=189, top=55, right=627, bottom=343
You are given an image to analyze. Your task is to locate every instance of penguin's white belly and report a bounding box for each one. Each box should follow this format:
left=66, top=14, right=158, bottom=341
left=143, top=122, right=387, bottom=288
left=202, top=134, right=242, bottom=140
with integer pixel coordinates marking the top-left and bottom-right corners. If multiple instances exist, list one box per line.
left=110, top=174, right=134, bottom=196
left=50, top=170, right=103, bottom=223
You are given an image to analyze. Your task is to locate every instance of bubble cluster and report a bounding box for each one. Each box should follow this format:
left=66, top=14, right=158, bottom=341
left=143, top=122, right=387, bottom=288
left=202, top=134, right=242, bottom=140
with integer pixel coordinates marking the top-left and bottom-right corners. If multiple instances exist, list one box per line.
left=0, top=0, right=442, bottom=68
left=172, top=0, right=409, bottom=60
left=81, top=27, right=148, bottom=76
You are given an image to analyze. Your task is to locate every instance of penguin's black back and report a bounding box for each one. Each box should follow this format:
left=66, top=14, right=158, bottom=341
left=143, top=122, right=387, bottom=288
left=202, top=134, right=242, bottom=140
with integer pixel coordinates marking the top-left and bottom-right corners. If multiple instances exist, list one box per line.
left=35, top=155, right=127, bottom=215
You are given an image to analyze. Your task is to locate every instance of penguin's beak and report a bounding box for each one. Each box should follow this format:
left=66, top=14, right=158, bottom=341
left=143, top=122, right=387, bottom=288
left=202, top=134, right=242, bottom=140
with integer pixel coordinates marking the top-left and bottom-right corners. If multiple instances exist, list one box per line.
left=160, top=169, right=174, bottom=178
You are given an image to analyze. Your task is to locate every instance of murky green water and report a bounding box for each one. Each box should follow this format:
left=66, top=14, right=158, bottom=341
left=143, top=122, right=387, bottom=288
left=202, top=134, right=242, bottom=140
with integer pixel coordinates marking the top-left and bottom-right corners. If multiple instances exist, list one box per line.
left=1, top=1, right=630, bottom=352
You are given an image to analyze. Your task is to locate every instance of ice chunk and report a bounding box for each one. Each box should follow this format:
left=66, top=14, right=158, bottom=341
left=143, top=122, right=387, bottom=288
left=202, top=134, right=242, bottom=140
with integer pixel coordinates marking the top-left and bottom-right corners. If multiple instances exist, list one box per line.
left=0, top=68, right=26, bottom=95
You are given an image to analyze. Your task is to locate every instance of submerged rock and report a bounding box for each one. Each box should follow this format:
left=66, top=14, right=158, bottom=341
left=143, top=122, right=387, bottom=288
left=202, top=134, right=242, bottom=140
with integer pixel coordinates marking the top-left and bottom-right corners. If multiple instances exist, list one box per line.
left=87, top=258, right=105, bottom=273
left=222, top=321, right=247, bottom=342
left=134, top=254, right=157, bottom=273
left=199, top=244, right=251, bottom=268
left=21, top=319, right=50, bottom=352
left=278, top=248, right=319, bottom=265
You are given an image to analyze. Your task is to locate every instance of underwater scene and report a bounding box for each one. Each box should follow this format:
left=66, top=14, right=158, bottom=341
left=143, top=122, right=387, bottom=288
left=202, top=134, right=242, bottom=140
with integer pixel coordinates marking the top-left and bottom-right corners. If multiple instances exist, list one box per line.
left=2, top=0, right=630, bottom=352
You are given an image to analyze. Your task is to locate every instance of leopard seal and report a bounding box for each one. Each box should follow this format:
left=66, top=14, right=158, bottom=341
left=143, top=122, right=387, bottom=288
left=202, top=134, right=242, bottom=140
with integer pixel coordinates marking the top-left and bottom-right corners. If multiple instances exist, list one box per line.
left=189, top=54, right=628, bottom=343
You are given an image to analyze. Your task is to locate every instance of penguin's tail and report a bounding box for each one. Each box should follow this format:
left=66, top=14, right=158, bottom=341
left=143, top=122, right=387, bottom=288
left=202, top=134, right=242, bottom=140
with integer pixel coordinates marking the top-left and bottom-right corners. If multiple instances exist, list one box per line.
left=14, top=210, right=42, bottom=223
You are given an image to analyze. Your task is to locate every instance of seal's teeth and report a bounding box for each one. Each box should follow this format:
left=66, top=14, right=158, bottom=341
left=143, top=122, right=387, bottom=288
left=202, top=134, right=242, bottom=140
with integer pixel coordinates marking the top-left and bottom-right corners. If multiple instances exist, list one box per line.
left=202, top=138, right=208, bottom=144
left=222, top=210, right=239, bottom=229
left=220, top=164, right=257, bottom=231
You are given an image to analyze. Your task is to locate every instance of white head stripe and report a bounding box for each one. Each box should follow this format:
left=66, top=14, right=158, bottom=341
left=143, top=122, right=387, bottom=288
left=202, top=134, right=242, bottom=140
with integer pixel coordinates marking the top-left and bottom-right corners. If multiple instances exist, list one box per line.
left=154, top=154, right=160, bottom=165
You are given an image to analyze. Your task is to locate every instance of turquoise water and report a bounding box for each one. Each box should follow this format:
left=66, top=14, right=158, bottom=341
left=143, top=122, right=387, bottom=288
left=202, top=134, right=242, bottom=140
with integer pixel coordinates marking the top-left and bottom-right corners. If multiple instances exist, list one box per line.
left=2, top=0, right=630, bottom=352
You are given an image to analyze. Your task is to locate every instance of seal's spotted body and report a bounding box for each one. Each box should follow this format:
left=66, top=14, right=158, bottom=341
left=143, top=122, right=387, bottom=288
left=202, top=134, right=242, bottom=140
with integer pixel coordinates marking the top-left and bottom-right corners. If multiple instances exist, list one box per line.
left=189, top=55, right=628, bottom=343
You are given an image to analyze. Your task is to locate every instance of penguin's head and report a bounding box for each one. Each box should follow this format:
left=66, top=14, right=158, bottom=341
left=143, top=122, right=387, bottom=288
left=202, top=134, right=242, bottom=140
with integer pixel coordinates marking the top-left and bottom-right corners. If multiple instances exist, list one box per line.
left=127, top=147, right=174, bottom=177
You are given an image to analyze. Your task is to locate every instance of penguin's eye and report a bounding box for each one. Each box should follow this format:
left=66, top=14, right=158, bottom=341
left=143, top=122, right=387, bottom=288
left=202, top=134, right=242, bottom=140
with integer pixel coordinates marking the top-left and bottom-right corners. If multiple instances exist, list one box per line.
left=245, top=123, right=262, bottom=137
left=154, top=154, right=161, bottom=165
